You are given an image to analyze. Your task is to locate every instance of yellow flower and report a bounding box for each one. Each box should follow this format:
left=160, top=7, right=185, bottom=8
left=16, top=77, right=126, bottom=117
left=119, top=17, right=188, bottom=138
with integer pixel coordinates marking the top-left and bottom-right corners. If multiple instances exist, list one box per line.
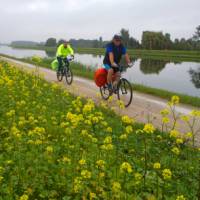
left=162, top=169, right=172, bottom=180
left=176, top=195, right=186, bottom=200
left=162, top=117, right=170, bottom=124
left=63, top=156, right=71, bottom=164
left=185, top=132, right=193, bottom=138
left=119, top=134, right=128, bottom=140
left=153, top=162, right=161, bottom=169
left=190, top=110, right=200, bottom=117
left=171, top=147, right=180, bottom=155
left=73, top=177, right=83, bottom=193
left=101, top=144, right=114, bottom=151
left=108, top=96, right=113, bottom=102
left=143, top=123, right=155, bottom=134
left=176, top=138, right=184, bottom=145
left=181, top=115, right=190, bottom=122
left=99, top=172, right=105, bottom=178
left=19, top=194, right=29, bottom=200
left=112, top=181, right=121, bottom=193
left=121, top=115, right=133, bottom=124
left=171, top=95, right=180, bottom=105
left=6, top=109, right=15, bottom=117
left=34, top=140, right=42, bottom=145
left=79, top=159, right=86, bottom=165
left=32, top=55, right=42, bottom=63
left=160, top=109, right=170, bottom=116
left=89, top=192, right=97, bottom=199
left=117, top=100, right=125, bottom=109
left=170, top=130, right=179, bottom=138
left=120, top=162, right=133, bottom=173
left=96, top=160, right=105, bottom=170
left=134, top=172, right=143, bottom=185
left=46, top=146, right=53, bottom=153
left=81, top=170, right=91, bottom=179
left=106, top=127, right=112, bottom=133
left=82, top=102, right=94, bottom=114
left=125, top=126, right=133, bottom=134
left=104, top=136, right=112, bottom=144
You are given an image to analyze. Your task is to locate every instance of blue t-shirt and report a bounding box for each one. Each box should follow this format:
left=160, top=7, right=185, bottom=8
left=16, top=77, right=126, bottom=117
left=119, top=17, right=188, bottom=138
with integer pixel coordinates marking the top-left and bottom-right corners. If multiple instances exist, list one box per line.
left=106, top=44, right=126, bottom=55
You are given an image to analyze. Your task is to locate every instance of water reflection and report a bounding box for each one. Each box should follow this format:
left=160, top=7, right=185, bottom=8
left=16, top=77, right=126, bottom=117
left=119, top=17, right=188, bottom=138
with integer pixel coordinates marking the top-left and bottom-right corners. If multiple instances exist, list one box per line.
left=140, top=59, right=169, bottom=74
left=189, top=68, right=200, bottom=88
left=45, top=50, right=56, bottom=57
left=0, top=45, right=200, bottom=97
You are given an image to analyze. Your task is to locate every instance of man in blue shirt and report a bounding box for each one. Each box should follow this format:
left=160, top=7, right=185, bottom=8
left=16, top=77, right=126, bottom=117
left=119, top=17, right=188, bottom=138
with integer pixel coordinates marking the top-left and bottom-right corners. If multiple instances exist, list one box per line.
left=103, top=35, right=132, bottom=91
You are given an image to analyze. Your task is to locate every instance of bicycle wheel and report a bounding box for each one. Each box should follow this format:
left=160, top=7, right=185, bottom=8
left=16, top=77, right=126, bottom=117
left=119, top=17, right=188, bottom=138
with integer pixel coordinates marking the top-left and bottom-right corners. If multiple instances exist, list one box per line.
left=57, top=70, right=63, bottom=82
left=65, top=67, right=73, bottom=85
left=100, top=85, right=110, bottom=100
left=117, top=78, right=133, bottom=107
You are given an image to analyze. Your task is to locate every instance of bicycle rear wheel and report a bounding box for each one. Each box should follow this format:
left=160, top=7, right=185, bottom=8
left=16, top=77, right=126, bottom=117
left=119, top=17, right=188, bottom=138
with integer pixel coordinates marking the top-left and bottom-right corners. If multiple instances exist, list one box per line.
left=100, top=85, right=110, bottom=100
left=65, top=67, right=73, bottom=85
left=117, top=78, right=133, bottom=107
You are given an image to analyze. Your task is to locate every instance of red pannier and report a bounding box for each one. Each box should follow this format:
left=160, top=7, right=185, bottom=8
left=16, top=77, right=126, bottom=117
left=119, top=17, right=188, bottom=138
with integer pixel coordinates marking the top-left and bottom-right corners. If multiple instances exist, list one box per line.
left=94, top=68, right=108, bottom=87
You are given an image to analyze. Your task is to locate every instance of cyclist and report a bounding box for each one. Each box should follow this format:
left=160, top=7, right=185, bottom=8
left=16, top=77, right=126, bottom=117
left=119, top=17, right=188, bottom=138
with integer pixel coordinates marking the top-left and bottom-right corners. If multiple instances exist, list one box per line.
left=56, top=41, right=74, bottom=72
left=103, top=35, right=132, bottom=92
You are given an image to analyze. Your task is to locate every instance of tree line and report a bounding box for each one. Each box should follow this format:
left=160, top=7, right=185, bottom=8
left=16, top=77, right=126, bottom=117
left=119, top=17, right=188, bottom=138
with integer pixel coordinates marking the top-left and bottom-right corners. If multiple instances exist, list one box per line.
left=44, top=25, right=200, bottom=51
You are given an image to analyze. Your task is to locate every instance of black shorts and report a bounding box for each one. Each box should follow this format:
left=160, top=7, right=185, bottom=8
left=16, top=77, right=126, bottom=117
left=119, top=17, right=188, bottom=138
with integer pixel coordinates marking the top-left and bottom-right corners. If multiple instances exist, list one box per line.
left=111, top=67, right=120, bottom=73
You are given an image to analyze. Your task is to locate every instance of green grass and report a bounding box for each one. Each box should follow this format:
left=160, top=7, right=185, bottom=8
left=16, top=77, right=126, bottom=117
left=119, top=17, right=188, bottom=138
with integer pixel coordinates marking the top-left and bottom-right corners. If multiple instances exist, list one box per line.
left=10, top=45, right=200, bottom=62
left=1, top=53, right=200, bottom=107
left=0, top=60, right=199, bottom=199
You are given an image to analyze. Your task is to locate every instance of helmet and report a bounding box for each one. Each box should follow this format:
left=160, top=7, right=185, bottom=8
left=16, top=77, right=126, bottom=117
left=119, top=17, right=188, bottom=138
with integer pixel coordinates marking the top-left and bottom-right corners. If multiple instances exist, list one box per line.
left=113, top=35, right=122, bottom=41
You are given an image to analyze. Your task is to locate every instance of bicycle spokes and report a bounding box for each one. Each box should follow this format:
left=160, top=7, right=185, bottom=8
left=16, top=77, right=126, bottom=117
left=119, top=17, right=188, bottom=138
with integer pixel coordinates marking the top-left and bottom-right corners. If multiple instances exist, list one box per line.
left=117, top=79, right=133, bottom=107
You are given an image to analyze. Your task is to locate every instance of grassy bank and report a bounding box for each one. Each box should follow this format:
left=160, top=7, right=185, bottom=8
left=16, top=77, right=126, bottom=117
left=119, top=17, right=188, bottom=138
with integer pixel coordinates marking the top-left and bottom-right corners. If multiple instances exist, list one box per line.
left=10, top=45, right=200, bottom=62
left=0, top=53, right=200, bottom=107
left=1, top=60, right=200, bottom=199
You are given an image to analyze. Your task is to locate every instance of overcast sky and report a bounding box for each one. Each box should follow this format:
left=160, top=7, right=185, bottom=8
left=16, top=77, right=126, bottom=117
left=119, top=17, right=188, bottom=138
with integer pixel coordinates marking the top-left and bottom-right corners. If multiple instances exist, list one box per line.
left=0, top=0, right=199, bottom=43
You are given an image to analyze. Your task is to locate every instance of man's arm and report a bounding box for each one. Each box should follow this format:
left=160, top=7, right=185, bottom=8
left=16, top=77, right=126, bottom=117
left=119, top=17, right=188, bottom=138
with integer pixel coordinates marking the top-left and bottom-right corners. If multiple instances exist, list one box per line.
left=109, top=52, right=115, bottom=66
left=125, top=53, right=131, bottom=64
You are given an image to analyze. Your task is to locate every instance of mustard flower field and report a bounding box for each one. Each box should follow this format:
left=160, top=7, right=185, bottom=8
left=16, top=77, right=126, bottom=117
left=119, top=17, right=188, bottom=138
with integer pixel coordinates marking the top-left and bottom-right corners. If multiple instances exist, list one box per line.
left=0, top=61, right=200, bottom=200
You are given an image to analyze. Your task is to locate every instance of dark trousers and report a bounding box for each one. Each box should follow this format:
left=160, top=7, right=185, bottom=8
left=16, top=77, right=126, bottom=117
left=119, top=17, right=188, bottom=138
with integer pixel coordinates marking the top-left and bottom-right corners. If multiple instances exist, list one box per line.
left=57, top=56, right=63, bottom=71
left=57, top=57, right=69, bottom=71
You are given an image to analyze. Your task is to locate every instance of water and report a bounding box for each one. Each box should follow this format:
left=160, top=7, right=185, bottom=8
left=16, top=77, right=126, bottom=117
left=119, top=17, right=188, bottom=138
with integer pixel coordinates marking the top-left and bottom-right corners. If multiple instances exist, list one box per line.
left=0, top=45, right=200, bottom=97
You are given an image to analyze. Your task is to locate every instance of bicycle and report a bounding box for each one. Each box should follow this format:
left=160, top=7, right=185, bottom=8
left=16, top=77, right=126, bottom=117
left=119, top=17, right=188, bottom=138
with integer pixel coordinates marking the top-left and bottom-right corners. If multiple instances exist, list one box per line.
left=57, top=56, right=74, bottom=85
left=99, top=65, right=133, bottom=108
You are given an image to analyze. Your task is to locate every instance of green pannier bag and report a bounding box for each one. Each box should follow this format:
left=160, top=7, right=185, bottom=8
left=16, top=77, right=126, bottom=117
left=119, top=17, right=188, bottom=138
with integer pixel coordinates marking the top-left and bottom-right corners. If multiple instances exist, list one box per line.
left=51, top=59, right=58, bottom=70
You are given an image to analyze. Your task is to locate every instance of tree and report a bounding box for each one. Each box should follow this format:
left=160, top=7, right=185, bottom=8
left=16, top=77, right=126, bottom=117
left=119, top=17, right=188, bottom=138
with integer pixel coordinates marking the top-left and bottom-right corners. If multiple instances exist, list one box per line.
left=45, top=38, right=57, bottom=47
left=129, top=37, right=140, bottom=49
left=193, top=25, right=200, bottom=41
left=93, top=40, right=99, bottom=48
left=99, top=37, right=103, bottom=48
left=120, top=28, right=130, bottom=47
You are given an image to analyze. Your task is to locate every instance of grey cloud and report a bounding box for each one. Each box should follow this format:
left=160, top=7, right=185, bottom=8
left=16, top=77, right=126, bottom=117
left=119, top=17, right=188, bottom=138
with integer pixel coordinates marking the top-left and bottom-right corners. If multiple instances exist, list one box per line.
left=0, top=0, right=199, bottom=42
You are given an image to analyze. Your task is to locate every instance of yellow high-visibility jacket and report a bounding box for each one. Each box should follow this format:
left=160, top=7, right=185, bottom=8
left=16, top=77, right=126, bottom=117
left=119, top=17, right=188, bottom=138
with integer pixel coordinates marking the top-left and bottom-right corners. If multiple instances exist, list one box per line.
left=56, top=44, right=74, bottom=57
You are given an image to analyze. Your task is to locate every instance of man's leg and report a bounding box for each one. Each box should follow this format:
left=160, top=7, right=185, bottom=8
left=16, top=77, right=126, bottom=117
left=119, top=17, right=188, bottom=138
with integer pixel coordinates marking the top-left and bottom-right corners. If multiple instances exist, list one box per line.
left=107, top=68, right=114, bottom=91
left=63, top=58, right=69, bottom=71
left=57, top=57, right=62, bottom=72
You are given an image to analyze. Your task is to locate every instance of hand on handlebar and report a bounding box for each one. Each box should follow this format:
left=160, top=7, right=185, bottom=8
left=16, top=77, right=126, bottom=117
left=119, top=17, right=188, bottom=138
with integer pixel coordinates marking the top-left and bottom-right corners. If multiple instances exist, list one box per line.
left=127, top=62, right=134, bottom=68
left=111, top=62, right=119, bottom=68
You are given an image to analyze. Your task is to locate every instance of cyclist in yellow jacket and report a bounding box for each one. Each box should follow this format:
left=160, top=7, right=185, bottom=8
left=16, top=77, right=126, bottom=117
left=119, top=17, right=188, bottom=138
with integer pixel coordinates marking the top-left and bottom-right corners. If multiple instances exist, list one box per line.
left=56, top=41, right=74, bottom=71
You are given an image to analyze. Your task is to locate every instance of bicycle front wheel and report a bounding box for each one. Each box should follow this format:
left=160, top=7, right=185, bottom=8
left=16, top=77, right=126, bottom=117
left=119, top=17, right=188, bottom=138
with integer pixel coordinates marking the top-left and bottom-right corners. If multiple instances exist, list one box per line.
left=65, top=67, right=73, bottom=85
left=117, top=78, right=133, bottom=107
left=57, top=70, right=63, bottom=82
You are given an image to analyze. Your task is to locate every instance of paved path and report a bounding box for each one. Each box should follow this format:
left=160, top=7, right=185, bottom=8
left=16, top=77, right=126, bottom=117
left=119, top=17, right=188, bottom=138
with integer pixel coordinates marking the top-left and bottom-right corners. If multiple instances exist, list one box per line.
left=1, top=56, right=199, bottom=136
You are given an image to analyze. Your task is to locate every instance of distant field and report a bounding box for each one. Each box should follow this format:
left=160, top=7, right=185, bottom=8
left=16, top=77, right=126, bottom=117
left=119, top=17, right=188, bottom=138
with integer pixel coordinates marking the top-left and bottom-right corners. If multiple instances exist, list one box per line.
left=10, top=45, right=200, bottom=62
